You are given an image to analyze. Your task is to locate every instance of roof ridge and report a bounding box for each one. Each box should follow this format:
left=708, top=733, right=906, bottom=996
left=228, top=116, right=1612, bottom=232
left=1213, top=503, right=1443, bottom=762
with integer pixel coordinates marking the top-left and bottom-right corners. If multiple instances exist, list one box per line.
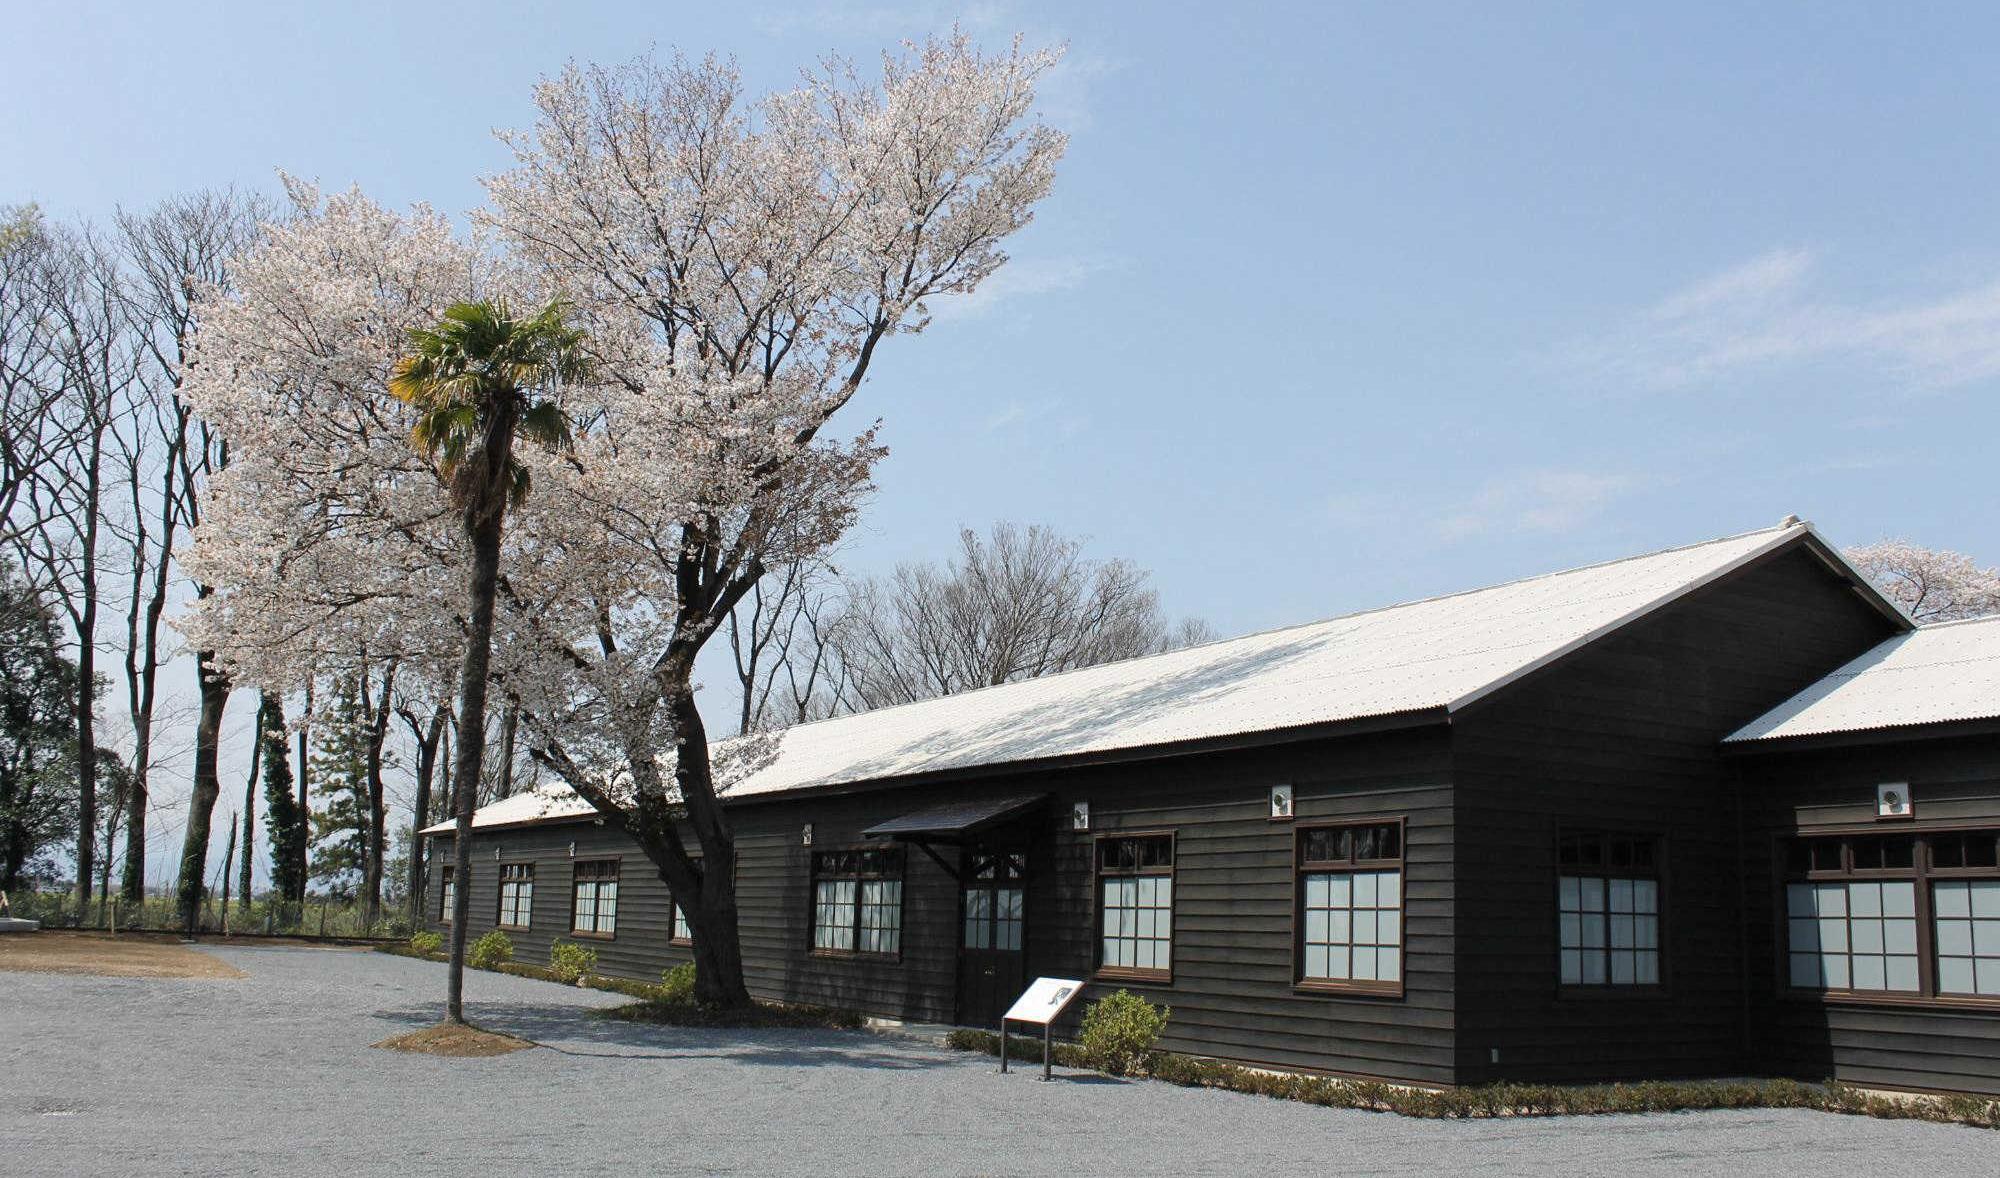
left=741, top=522, right=1804, bottom=740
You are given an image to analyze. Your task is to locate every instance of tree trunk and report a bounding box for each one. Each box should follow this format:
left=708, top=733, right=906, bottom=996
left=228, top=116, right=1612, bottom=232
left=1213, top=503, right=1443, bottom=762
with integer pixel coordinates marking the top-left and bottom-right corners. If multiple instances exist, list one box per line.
left=239, top=703, right=261, bottom=912
left=120, top=737, right=147, bottom=903
left=404, top=705, right=446, bottom=927
left=496, top=699, right=518, bottom=798
left=661, top=676, right=752, bottom=1008
left=294, top=681, right=310, bottom=905
left=361, top=664, right=393, bottom=929
left=72, top=630, right=97, bottom=916
left=218, top=814, right=236, bottom=935
left=445, top=411, right=518, bottom=1025
left=176, top=653, right=229, bottom=933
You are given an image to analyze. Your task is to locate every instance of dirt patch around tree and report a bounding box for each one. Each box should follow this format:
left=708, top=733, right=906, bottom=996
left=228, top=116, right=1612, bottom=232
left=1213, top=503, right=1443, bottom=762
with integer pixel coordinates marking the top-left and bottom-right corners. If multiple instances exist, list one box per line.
left=371, top=1022, right=537, bottom=1057
left=0, top=930, right=246, bottom=979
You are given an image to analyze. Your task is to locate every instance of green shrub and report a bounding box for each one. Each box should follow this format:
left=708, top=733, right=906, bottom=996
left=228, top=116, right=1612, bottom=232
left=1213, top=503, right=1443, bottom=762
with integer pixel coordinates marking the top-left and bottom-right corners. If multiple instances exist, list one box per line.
left=659, top=961, right=697, bottom=1004
left=548, top=940, right=598, bottom=984
left=468, top=929, right=513, bottom=970
left=1078, top=989, right=1170, bottom=1076
left=409, top=930, right=443, bottom=955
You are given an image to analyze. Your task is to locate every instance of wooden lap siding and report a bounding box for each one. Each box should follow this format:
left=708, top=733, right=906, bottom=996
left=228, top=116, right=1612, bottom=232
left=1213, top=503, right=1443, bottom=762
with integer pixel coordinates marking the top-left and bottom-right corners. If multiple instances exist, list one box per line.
left=1735, top=736, right=2000, bottom=1096
left=425, top=822, right=696, bottom=981
left=1449, top=543, right=1898, bottom=1085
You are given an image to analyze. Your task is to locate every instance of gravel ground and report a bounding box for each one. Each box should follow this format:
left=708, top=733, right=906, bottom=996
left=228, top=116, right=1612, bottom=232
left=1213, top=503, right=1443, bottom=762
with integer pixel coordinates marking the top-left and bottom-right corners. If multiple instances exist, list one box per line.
left=5, top=943, right=1992, bottom=1177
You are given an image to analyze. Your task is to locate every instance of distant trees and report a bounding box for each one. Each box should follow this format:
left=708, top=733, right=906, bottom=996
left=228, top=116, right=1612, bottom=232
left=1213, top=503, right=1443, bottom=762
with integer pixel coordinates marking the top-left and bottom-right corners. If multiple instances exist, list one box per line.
left=1845, top=540, right=2000, bottom=625
left=257, top=693, right=304, bottom=904
left=727, top=523, right=1212, bottom=731
left=0, top=564, right=82, bottom=892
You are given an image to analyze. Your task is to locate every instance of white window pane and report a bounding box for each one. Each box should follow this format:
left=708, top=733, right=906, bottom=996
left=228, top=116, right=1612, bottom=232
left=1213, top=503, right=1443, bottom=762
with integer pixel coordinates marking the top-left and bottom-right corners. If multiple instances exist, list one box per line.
left=1610, top=951, right=1635, bottom=984
left=1326, top=875, right=1350, bottom=908
left=1354, top=872, right=1377, bottom=908
left=1633, top=879, right=1658, bottom=915
left=1975, top=920, right=2000, bottom=955
left=1138, top=909, right=1156, bottom=938
left=1849, top=882, right=1881, bottom=918
left=1882, top=881, right=1916, bottom=918
left=1851, top=918, right=1884, bottom=955
left=1815, top=884, right=1847, bottom=917
left=1610, top=915, right=1634, bottom=950
left=1377, top=947, right=1401, bottom=982
left=1937, top=919, right=1974, bottom=957
left=1560, top=914, right=1582, bottom=949
left=1352, top=910, right=1377, bottom=945
left=1304, top=909, right=1328, bottom=942
left=1935, top=881, right=1971, bottom=918
left=1884, top=919, right=1917, bottom=956
left=1634, top=915, right=1658, bottom=950
left=1822, top=953, right=1850, bottom=989
left=1157, top=879, right=1173, bottom=909
left=1327, top=910, right=1350, bottom=945
left=1561, top=949, right=1583, bottom=985
left=1136, top=940, right=1155, bottom=971
left=1634, top=950, right=1659, bottom=985
left=1817, top=918, right=1848, bottom=953
left=1790, top=953, right=1821, bottom=988
left=1136, top=877, right=1156, bottom=907
left=1560, top=876, right=1581, bottom=911
left=1938, top=956, right=1977, bottom=994
left=1973, top=882, right=2000, bottom=919
left=1377, top=871, right=1401, bottom=907
left=1852, top=955, right=1887, bottom=990
left=1977, top=959, right=2000, bottom=996
left=1306, top=875, right=1329, bottom=907
left=1886, top=955, right=1920, bottom=992
left=1352, top=946, right=1377, bottom=981
left=1787, top=883, right=1814, bottom=918
left=1156, top=906, right=1171, bottom=938
left=1306, top=945, right=1330, bottom=979
left=1378, top=911, right=1401, bottom=946
left=1325, top=946, right=1350, bottom=980
left=1581, top=878, right=1605, bottom=913
left=1582, top=914, right=1606, bottom=949
left=1609, top=879, right=1634, bottom=914
left=1582, top=951, right=1606, bottom=985
left=1789, top=918, right=1820, bottom=952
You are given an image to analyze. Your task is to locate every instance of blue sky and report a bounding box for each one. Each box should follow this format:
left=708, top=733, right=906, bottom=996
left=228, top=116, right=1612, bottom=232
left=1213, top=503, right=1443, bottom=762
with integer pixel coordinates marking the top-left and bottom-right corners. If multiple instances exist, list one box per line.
left=10, top=2, right=2000, bottom=874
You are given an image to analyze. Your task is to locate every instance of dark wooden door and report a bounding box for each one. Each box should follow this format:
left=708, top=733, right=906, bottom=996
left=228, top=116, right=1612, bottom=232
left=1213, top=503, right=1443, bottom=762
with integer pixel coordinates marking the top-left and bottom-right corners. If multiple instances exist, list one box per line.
left=956, top=847, right=1028, bottom=1028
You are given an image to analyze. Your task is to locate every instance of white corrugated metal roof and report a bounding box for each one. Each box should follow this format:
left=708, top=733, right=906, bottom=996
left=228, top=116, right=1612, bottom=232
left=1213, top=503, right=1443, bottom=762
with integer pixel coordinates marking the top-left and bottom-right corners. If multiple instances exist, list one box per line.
left=421, top=786, right=595, bottom=834
left=432, top=520, right=1885, bottom=835
left=1726, top=616, right=2000, bottom=744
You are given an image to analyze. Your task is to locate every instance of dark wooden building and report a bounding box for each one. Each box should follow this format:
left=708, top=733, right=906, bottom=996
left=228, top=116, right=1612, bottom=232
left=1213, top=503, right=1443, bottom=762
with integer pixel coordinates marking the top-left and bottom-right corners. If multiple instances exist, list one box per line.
left=424, top=521, right=2000, bottom=1094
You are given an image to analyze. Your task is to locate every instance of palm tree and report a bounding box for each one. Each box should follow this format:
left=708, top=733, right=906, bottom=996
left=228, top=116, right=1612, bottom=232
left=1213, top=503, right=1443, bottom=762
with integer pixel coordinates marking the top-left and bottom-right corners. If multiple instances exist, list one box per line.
left=391, top=299, right=587, bottom=1024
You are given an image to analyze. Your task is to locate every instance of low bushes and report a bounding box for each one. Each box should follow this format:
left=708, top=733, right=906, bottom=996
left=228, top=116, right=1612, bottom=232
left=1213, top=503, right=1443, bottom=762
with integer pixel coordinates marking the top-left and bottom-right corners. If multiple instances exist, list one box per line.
left=943, top=1029, right=2000, bottom=1129
left=1077, top=989, right=1169, bottom=1075
left=409, top=930, right=443, bottom=956
left=467, top=930, right=513, bottom=970
left=547, top=940, right=597, bottom=984
left=659, top=962, right=696, bottom=1004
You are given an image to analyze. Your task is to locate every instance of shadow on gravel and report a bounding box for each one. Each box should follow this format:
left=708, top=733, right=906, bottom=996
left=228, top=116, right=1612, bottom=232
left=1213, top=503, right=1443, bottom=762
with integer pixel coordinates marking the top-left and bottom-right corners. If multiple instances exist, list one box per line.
left=367, top=1002, right=958, bottom=1071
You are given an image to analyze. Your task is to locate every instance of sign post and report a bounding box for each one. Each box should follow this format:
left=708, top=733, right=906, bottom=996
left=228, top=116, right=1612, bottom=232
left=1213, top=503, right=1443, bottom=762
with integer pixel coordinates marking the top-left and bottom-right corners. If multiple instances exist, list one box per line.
left=999, top=977, right=1086, bottom=1082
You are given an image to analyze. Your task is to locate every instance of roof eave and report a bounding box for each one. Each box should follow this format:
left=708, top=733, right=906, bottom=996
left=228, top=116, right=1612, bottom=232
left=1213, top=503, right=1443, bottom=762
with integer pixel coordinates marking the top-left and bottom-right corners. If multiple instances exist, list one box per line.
left=1722, top=714, right=2000, bottom=756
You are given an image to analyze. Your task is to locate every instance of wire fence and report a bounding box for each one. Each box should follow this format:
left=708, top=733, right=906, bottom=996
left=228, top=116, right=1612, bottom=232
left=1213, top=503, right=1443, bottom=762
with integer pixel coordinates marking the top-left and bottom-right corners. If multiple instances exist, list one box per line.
left=5, top=890, right=416, bottom=940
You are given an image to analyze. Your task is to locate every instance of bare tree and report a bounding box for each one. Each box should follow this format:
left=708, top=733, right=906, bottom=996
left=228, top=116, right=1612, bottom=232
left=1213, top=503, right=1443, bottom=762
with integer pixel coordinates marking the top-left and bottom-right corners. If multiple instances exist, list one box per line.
left=725, top=561, right=854, bottom=732
left=826, top=523, right=1212, bottom=711
left=1845, top=540, right=2000, bottom=624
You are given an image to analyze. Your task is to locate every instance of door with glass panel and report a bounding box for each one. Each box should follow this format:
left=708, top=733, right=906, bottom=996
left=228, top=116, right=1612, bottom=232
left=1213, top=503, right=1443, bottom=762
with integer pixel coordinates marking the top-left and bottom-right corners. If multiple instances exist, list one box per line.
left=957, top=847, right=1028, bottom=1027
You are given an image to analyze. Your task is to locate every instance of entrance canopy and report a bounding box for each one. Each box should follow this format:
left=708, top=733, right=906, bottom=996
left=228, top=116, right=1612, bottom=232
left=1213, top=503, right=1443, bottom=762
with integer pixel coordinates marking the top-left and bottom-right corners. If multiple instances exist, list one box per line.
left=861, top=794, right=1048, bottom=843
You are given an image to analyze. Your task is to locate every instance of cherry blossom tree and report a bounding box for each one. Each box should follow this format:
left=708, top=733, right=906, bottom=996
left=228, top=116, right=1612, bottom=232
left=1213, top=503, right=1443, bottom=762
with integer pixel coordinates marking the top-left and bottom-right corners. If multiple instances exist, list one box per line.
left=182, top=34, right=1063, bottom=1006
left=1845, top=540, right=2000, bottom=624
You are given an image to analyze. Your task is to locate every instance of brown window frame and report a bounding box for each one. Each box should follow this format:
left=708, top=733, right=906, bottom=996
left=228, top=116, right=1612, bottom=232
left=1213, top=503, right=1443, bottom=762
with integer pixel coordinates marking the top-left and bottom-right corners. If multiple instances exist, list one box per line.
left=669, top=899, right=694, bottom=946
left=1778, top=826, right=2000, bottom=1011
left=1093, top=831, right=1176, bottom=985
left=496, top=862, right=534, bottom=932
left=1556, top=829, right=1666, bottom=995
left=569, top=858, right=621, bottom=940
left=439, top=864, right=456, bottom=924
left=809, top=845, right=905, bottom=961
left=1293, top=818, right=1406, bottom=998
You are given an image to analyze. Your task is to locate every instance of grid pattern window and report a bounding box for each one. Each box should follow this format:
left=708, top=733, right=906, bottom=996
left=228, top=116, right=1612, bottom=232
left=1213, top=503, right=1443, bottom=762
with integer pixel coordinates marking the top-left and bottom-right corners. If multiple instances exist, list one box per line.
left=570, top=860, right=619, bottom=938
left=1558, top=831, right=1661, bottom=987
left=1932, top=830, right=2000, bottom=998
left=1785, top=835, right=1918, bottom=994
left=964, top=852, right=1026, bottom=952
left=1097, top=835, right=1174, bottom=977
left=812, top=847, right=903, bottom=956
left=672, top=902, right=693, bottom=945
left=1297, top=822, right=1404, bottom=989
left=439, top=866, right=455, bottom=923
left=497, top=863, right=533, bottom=930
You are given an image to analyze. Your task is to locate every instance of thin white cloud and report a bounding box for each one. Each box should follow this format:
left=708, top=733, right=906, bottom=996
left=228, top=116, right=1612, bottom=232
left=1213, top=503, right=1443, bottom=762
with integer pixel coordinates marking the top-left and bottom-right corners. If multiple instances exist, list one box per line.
left=928, top=253, right=1115, bottom=323
left=1437, top=469, right=1640, bottom=541
left=751, top=3, right=1011, bottom=38
left=1563, top=248, right=2000, bottom=392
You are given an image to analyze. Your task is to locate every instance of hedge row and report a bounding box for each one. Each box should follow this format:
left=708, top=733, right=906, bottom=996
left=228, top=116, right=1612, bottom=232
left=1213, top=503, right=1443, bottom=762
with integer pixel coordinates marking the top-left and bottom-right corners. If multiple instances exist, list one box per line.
left=943, top=1030, right=2000, bottom=1129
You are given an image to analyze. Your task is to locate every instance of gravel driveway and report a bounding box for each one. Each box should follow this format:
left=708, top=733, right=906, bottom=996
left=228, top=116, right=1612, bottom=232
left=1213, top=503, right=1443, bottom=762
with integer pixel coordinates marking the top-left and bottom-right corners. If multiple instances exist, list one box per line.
left=4, top=942, right=1990, bottom=1177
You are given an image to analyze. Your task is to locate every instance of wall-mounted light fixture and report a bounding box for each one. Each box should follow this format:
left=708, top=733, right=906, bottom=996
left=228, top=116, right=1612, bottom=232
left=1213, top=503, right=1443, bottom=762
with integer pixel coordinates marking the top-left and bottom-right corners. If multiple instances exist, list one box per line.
left=802, top=823, right=814, bottom=847
left=1878, top=782, right=1914, bottom=819
left=1270, top=784, right=1294, bottom=821
left=1071, top=802, right=1090, bottom=832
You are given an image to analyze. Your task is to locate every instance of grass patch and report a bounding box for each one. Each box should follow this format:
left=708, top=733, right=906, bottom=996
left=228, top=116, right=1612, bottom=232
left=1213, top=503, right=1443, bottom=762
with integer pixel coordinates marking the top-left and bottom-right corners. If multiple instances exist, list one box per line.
left=944, top=1029, right=2000, bottom=1129
left=372, top=1022, right=534, bottom=1057
left=598, top=997, right=864, bottom=1031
